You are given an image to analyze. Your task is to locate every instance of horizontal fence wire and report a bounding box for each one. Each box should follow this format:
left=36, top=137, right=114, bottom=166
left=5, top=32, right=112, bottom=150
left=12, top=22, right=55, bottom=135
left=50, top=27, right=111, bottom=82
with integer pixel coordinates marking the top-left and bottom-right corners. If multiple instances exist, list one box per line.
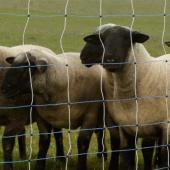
left=0, top=94, right=169, bottom=109
left=0, top=58, right=168, bottom=69
left=0, top=120, right=169, bottom=138
left=0, top=142, right=170, bottom=166
left=0, top=12, right=170, bottom=18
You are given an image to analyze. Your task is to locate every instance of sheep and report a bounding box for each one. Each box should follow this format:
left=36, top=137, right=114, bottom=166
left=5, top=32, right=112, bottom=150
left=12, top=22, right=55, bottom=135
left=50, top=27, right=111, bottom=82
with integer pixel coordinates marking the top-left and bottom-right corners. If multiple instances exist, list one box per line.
left=81, top=36, right=157, bottom=170
left=0, top=45, right=65, bottom=170
left=10, top=46, right=115, bottom=162
left=79, top=23, right=170, bottom=169
left=0, top=45, right=111, bottom=169
left=80, top=37, right=158, bottom=170
left=2, top=49, right=120, bottom=170
left=0, top=45, right=107, bottom=167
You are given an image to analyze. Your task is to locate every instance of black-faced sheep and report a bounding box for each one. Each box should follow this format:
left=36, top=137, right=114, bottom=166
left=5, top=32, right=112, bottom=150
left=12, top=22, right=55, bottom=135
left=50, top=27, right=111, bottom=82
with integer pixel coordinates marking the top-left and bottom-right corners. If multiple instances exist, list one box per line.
left=0, top=45, right=65, bottom=170
left=80, top=33, right=157, bottom=170
left=2, top=50, right=120, bottom=170
left=80, top=24, right=170, bottom=169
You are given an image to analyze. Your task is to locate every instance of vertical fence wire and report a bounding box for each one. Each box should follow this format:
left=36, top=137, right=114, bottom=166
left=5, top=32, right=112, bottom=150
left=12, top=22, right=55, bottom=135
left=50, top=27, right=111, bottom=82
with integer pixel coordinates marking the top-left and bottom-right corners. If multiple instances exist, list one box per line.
left=162, top=0, right=170, bottom=168
left=98, top=0, right=107, bottom=170
left=59, top=0, right=71, bottom=170
left=22, top=0, right=34, bottom=169
left=129, top=0, right=139, bottom=169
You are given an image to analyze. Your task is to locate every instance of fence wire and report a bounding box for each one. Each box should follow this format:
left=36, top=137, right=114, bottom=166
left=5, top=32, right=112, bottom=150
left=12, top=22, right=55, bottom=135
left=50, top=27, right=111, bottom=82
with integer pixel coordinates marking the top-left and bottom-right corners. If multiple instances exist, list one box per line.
left=0, top=12, right=170, bottom=18
left=22, top=0, right=33, bottom=170
left=59, top=0, right=72, bottom=169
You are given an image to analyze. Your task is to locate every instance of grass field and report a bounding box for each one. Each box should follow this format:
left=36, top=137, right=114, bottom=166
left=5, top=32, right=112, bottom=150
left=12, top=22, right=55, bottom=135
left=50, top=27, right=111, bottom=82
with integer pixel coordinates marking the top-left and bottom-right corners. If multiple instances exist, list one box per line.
left=0, top=0, right=170, bottom=169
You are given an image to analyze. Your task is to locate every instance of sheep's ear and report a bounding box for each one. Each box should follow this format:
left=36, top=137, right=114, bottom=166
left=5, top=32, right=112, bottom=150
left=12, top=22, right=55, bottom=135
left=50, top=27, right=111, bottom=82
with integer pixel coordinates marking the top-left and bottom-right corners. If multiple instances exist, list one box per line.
left=132, top=31, right=149, bottom=43
left=26, top=52, right=36, bottom=64
left=165, top=41, right=170, bottom=47
left=84, top=34, right=101, bottom=44
left=26, top=51, right=48, bottom=73
left=5, top=57, right=15, bottom=64
left=36, top=58, right=48, bottom=73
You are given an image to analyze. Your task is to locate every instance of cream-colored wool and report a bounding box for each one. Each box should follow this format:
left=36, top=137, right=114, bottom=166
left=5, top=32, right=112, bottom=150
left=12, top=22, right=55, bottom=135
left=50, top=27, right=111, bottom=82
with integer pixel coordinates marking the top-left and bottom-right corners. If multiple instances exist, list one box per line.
left=106, top=43, right=170, bottom=139
left=19, top=49, right=109, bottom=129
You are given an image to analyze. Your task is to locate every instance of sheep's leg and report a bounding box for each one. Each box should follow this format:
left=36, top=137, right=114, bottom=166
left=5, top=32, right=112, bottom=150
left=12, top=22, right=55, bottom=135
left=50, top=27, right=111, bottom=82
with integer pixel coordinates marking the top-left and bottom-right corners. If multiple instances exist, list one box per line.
left=95, top=129, right=107, bottom=160
left=2, top=127, right=16, bottom=170
left=119, top=129, right=136, bottom=170
left=153, top=138, right=161, bottom=168
left=158, top=131, right=170, bottom=170
left=77, top=128, right=93, bottom=170
left=35, top=117, right=52, bottom=170
left=108, top=127, right=120, bottom=170
left=18, top=127, right=26, bottom=160
left=105, top=113, right=120, bottom=170
left=142, top=138, right=155, bottom=170
left=127, top=137, right=136, bottom=170
left=76, top=106, right=100, bottom=170
left=53, top=128, right=65, bottom=161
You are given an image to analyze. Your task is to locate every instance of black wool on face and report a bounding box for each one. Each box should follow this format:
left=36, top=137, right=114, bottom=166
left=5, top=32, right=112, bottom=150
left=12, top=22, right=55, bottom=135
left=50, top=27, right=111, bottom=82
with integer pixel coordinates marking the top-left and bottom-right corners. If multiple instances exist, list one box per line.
left=80, top=42, right=103, bottom=67
left=80, top=25, right=149, bottom=72
left=2, top=59, right=36, bottom=98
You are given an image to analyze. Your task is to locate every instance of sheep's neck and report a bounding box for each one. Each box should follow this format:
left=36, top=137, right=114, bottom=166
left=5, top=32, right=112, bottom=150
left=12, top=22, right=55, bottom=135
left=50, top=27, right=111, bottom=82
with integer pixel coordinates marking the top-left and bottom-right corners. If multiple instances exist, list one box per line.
left=113, top=43, right=152, bottom=99
left=35, top=59, right=69, bottom=104
left=113, top=64, right=136, bottom=99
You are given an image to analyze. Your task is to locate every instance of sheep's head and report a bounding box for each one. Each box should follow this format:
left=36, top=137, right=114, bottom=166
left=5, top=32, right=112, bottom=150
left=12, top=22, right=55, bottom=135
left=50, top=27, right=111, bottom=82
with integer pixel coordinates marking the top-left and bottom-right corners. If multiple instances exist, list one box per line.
left=1, top=49, right=48, bottom=98
left=165, top=41, right=170, bottom=47
left=80, top=24, right=149, bottom=72
left=80, top=42, right=103, bottom=67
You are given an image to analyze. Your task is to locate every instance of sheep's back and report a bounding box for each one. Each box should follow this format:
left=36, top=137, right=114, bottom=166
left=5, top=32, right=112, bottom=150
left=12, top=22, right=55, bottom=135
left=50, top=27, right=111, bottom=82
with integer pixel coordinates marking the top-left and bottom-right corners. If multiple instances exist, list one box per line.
left=57, top=52, right=107, bottom=101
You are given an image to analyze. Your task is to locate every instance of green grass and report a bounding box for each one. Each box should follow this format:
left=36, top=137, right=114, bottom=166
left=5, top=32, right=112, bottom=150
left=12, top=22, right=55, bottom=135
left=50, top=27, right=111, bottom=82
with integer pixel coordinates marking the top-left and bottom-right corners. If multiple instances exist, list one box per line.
left=0, top=0, right=169, bottom=169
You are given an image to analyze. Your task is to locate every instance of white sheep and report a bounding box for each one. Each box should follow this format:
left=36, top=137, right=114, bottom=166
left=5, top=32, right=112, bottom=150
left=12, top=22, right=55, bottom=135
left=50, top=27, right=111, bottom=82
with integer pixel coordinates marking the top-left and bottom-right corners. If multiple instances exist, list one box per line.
left=80, top=23, right=170, bottom=169
left=0, top=45, right=65, bottom=170
left=80, top=31, right=157, bottom=170
left=2, top=50, right=120, bottom=170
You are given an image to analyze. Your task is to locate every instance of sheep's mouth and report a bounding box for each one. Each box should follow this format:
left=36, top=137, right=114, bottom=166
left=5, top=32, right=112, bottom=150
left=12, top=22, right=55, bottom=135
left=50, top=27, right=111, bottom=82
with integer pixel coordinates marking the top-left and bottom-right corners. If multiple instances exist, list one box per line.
left=81, top=57, right=103, bottom=68
left=103, top=63, right=123, bottom=72
left=85, top=63, right=93, bottom=67
left=80, top=58, right=93, bottom=67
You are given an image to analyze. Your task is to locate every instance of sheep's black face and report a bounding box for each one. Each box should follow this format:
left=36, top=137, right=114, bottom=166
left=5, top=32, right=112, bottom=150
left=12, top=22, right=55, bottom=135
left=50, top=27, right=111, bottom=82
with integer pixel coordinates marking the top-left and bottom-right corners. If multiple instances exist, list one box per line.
left=2, top=53, right=36, bottom=98
left=81, top=25, right=149, bottom=72
left=80, top=42, right=103, bottom=67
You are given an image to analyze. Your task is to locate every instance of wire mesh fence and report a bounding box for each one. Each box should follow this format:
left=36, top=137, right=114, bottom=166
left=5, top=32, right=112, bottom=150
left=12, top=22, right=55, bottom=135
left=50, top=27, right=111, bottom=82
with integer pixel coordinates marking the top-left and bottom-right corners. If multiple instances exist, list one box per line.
left=0, top=0, right=170, bottom=170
